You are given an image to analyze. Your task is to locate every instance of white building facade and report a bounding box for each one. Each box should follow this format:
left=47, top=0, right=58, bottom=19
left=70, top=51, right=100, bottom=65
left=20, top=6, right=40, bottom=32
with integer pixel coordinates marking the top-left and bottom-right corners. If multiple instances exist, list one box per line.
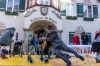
left=0, top=0, right=100, bottom=53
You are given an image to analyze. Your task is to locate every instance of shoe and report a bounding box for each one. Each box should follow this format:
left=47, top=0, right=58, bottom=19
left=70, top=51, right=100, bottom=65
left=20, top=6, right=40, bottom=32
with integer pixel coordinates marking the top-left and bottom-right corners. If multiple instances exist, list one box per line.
left=96, top=60, right=100, bottom=63
left=1, top=53, right=8, bottom=59
left=48, top=57, right=53, bottom=59
left=95, top=58, right=98, bottom=60
left=66, top=62, right=71, bottom=66
left=66, top=55, right=71, bottom=58
left=78, top=55, right=84, bottom=61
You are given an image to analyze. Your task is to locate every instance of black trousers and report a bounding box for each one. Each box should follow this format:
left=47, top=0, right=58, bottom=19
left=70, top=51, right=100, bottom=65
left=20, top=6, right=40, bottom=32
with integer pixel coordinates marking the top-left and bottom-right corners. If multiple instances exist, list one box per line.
left=54, top=43, right=79, bottom=63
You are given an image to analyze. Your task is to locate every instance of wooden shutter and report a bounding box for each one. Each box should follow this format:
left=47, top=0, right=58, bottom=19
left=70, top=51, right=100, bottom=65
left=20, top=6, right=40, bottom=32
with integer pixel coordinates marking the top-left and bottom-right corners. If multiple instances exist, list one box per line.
left=60, top=2, right=66, bottom=16
left=77, top=3, right=83, bottom=17
left=93, top=5, right=98, bottom=18
left=0, top=0, right=6, bottom=11
left=19, top=0, right=25, bottom=12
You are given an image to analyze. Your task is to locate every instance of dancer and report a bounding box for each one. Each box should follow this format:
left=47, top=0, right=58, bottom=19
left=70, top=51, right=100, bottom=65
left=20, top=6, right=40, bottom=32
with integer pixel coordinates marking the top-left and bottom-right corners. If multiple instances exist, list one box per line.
left=92, top=32, right=100, bottom=63
left=0, top=27, right=15, bottom=59
left=41, top=24, right=84, bottom=66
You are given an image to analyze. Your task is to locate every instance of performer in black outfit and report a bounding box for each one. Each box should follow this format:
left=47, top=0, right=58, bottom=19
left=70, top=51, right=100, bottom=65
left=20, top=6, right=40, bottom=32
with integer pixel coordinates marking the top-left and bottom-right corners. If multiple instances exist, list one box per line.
left=42, top=24, right=84, bottom=66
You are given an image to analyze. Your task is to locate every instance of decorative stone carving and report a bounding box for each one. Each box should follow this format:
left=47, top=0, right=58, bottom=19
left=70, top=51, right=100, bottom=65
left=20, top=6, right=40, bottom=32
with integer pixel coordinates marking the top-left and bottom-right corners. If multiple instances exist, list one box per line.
left=0, top=21, right=6, bottom=35
left=23, top=28, right=30, bottom=54
left=75, top=26, right=85, bottom=34
left=24, top=8, right=37, bottom=17
left=52, top=10, right=62, bottom=19
left=83, top=0, right=92, bottom=5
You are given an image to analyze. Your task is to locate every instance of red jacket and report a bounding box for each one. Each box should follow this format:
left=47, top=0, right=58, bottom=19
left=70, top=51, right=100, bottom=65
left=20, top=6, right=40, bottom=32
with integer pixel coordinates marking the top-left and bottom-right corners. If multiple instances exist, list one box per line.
left=72, top=37, right=80, bottom=45
left=95, top=32, right=100, bottom=39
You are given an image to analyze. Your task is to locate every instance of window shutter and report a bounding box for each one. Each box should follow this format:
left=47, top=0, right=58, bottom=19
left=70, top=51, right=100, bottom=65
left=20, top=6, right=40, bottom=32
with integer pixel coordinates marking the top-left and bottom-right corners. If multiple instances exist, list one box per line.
left=19, top=0, right=25, bottom=12
left=77, top=3, right=83, bottom=17
left=0, top=0, right=6, bottom=10
left=93, top=5, right=98, bottom=18
left=69, top=32, right=75, bottom=44
left=60, top=2, right=66, bottom=16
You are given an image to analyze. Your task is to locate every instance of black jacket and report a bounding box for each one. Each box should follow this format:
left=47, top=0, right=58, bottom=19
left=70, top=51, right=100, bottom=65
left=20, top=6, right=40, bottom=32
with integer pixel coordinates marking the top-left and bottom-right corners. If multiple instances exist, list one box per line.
left=44, top=29, right=63, bottom=49
left=81, top=35, right=89, bottom=44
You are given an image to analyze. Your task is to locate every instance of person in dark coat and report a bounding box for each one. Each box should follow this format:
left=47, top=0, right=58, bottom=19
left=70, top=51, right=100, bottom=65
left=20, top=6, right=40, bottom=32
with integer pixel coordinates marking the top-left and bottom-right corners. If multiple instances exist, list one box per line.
left=41, top=24, right=84, bottom=66
left=81, top=32, right=89, bottom=45
left=0, top=27, right=15, bottom=59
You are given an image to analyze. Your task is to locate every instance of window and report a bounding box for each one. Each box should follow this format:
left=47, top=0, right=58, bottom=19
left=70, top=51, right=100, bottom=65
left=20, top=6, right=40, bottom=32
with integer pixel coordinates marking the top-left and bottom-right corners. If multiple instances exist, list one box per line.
left=52, top=0, right=58, bottom=8
left=6, top=0, right=20, bottom=12
left=27, top=0, right=35, bottom=7
left=7, top=0, right=13, bottom=12
left=83, top=5, right=93, bottom=18
left=39, top=0, right=44, bottom=5
left=45, top=0, right=50, bottom=5
left=66, top=4, right=76, bottom=16
left=14, top=0, right=19, bottom=12
left=29, top=0, right=33, bottom=7
left=38, top=0, right=50, bottom=5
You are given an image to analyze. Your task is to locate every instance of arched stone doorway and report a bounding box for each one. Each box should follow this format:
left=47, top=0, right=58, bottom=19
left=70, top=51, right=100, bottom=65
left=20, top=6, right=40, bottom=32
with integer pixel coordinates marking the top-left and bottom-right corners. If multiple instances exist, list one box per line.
left=23, top=20, right=63, bottom=54
left=29, top=20, right=57, bottom=34
left=0, top=21, right=6, bottom=36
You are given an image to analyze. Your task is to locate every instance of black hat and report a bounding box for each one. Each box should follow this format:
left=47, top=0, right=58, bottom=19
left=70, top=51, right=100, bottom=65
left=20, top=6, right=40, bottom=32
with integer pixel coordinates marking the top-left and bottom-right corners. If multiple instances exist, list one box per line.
left=82, top=32, right=85, bottom=34
left=11, top=27, right=16, bottom=31
left=47, top=24, right=52, bottom=30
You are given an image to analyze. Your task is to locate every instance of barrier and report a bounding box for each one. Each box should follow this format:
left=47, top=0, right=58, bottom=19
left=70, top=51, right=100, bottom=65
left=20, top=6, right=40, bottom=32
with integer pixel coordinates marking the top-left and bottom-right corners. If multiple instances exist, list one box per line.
left=62, top=45, right=96, bottom=57
left=0, top=45, right=97, bottom=57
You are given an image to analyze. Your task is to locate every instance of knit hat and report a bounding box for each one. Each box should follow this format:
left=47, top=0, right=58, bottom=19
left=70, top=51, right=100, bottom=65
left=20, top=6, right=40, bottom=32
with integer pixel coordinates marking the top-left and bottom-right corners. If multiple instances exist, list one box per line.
left=47, top=24, right=52, bottom=30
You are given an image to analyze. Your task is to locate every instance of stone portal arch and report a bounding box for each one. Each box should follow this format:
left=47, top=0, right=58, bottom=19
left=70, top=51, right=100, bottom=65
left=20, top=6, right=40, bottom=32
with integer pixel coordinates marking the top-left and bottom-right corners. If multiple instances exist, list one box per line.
left=29, top=20, right=57, bottom=34
left=0, top=21, right=6, bottom=35
left=23, top=20, right=63, bottom=54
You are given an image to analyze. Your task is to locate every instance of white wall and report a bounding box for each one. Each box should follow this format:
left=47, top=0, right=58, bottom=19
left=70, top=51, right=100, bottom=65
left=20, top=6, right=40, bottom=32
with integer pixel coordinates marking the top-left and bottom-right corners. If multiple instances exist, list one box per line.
left=0, top=11, right=25, bottom=40
left=62, top=0, right=100, bottom=44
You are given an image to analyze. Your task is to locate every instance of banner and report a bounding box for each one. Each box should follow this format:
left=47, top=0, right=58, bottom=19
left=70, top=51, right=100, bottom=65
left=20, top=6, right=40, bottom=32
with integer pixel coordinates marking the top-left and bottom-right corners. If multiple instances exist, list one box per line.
left=1, top=45, right=97, bottom=57
left=62, top=45, right=96, bottom=57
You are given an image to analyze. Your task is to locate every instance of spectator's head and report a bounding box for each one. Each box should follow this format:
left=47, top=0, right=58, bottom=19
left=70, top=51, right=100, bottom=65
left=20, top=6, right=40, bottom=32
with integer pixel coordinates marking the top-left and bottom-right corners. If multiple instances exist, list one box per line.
left=16, top=32, right=18, bottom=36
left=34, top=34, right=38, bottom=38
left=82, top=32, right=85, bottom=35
left=47, top=24, right=53, bottom=33
left=74, top=34, right=79, bottom=37
left=39, top=33, right=42, bottom=37
left=96, top=31, right=98, bottom=34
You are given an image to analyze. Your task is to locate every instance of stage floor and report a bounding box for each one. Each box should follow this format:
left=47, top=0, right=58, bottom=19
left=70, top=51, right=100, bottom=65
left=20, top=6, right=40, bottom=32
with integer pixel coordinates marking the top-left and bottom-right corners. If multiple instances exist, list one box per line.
left=0, top=55, right=100, bottom=66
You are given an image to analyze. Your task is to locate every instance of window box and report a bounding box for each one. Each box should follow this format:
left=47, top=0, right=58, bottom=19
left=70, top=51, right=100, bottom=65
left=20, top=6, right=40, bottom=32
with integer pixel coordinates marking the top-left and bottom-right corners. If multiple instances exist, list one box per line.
left=5, top=11, right=18, bottom=15
left=83, top=17, right=94, bottom=21
left=66, top=16, right=77, bottom=20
